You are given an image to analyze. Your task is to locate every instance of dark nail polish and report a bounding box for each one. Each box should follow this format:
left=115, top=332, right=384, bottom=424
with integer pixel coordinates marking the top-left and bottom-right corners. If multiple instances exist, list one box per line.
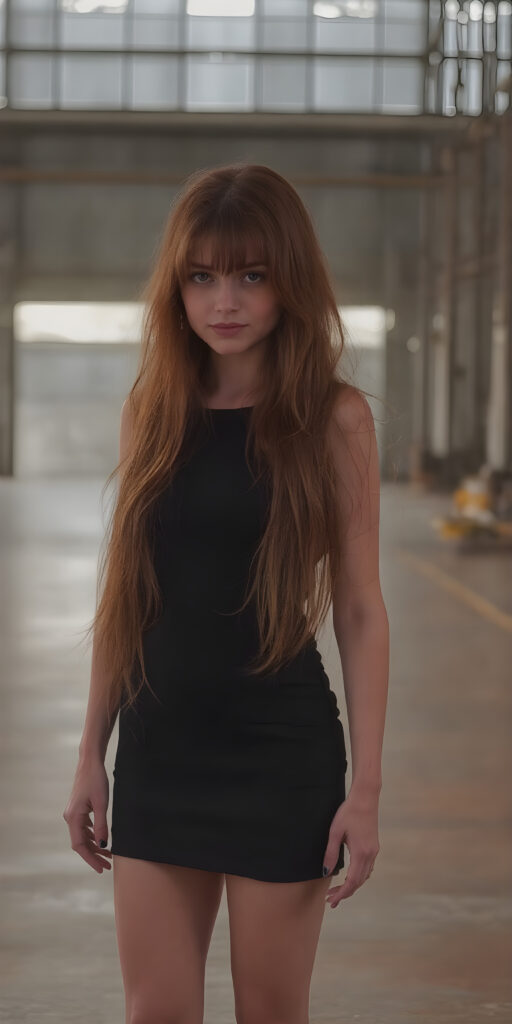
left=323, top=865, right=329, bottom=877
left=99, top=839, right=107, bottom=848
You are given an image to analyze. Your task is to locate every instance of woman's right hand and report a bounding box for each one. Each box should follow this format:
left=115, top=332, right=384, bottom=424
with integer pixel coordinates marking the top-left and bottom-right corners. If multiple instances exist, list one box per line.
left=63, top=757, right=113, bottom=874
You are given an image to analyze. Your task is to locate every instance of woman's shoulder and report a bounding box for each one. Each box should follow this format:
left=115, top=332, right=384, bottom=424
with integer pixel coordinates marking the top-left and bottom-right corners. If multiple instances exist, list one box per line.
left=329, top=383, right=374, bottom=435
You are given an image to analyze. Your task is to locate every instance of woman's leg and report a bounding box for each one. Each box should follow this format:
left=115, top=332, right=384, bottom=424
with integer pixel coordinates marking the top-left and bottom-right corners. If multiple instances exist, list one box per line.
left=225, top=872, right=332, bottom=1024
left=113, top=855, right=225, bottom=1024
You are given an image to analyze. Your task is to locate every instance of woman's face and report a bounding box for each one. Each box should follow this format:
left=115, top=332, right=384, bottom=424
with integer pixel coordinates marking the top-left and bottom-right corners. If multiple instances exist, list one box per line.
left=180, top=240, right=282, bottom=356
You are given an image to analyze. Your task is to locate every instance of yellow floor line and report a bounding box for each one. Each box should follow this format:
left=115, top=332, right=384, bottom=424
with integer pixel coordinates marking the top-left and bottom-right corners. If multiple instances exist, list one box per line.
left=395, top=549, right=512, bottom=634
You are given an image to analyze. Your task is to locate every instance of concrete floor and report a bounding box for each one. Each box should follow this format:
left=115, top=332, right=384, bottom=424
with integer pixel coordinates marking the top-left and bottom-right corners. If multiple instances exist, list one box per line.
left=1, top=477, right=511, bottom=1023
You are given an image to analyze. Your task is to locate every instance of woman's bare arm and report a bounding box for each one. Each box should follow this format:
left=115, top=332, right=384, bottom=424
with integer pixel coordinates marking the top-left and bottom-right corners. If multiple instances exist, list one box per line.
left=63, top=398, right=134, bottom=871
left=327, top=387, right=389, bottom=796
left=322, top=388, right=388, bottom=902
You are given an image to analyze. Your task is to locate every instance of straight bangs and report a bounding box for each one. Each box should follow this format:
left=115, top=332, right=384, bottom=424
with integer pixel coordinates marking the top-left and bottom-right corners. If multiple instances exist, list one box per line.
left=175, top=217, right=275, bottom=290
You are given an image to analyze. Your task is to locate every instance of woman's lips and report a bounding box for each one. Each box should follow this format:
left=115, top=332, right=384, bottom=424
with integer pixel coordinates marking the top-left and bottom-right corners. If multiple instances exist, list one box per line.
left=211, top=324, right=247, bottom=334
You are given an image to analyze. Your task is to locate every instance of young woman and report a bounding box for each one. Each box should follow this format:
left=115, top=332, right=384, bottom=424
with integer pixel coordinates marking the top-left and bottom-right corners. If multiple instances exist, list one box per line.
left=63, top=162, right=389, bottom=1024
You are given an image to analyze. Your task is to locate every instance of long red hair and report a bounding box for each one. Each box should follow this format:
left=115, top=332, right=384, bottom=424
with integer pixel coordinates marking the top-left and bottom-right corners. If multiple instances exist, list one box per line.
left=82, top=163, right=382, bottom=721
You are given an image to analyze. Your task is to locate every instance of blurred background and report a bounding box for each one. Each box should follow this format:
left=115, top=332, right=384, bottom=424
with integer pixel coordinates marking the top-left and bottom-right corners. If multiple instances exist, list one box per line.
left=1, top=2, right=511, bottom=1023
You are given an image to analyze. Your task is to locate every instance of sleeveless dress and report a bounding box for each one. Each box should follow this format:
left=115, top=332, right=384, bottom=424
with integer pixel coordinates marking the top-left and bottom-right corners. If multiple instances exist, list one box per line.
left=110, top=406, right=348, bottom=882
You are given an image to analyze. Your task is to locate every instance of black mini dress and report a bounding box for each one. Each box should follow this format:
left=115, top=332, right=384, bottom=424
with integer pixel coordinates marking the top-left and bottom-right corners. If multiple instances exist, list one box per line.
left=110, top=406, right=348, bottom=882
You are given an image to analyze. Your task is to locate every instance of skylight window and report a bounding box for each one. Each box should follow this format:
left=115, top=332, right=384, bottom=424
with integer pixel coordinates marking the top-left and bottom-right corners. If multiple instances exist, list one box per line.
left=313, top=0, right=377, bottom=18
left=60, top=0, right=128, bottom=12
left=186, top=0, right=255, bottom=15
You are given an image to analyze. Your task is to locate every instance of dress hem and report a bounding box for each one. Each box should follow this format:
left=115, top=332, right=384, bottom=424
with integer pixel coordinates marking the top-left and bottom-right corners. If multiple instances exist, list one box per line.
left=110, top=843, right=344, bottom=883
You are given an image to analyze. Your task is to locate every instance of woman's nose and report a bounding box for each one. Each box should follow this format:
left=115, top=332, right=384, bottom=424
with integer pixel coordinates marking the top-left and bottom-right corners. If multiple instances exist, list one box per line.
left=214, top=281, right=240, bottom=308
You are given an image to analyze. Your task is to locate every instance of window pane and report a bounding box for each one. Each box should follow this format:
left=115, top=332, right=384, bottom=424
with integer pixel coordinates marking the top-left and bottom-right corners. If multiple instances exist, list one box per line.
left=443, top=15, right=458, bottom=57
left=496, top=58, right=511, bottom=111
left=382, top=58, right=423, bottom=111
left=383, top=0, right=427, bottom=55
left=497, top=4, right=512, bottom=59
left=441, top=57, right=458, bottom=115
left=60, top=13, right=125, bottom=49
left=131, top=14, right=180, bottom=48
left=483, top=15, right=498, bottom=57
left=59, top=55, right=123, bottom=107
left=260, top=16, right=309, bottom=50
left=133, top=0, right=180, bottom=11
left=314, top=57, right=374, bottom=110
left=186, top=15, right=255, bottom=49
left=466, top=13, right=484, bottom=57
left=383, top=0, right=427, bottom=19
left=258, top=57, right=308, bottom=109
left=186, top=56, right=254, bottom=109
left=10, top=7, right=54, bottom=47
left=383, top=20, right=426, bottom=53
left=462, top=58, right=483, bottom=114
left=10, top=54, right=53, bottom=107
left=10, top=0, right=52, bottom=8
left=262, top=0, right=308, bottom=13
left=131, top=55, right=179, bottom=108
left=314, top=17, right=376, bottom=53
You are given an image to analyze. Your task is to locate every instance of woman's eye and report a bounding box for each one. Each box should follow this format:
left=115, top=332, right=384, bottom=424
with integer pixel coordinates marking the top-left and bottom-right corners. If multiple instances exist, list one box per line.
left=189, top=271, right=264, bottom=284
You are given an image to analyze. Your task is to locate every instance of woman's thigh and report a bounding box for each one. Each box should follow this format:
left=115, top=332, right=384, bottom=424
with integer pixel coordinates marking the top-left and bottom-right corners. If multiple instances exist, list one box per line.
left=113, top=855, right=225, bottom=1024
left=225, top=872, right=331, bottom=1024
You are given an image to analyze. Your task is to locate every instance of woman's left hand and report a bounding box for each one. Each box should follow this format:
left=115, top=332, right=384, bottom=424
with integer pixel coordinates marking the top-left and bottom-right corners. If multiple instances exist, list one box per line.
left=322, top=787, right=380, bottom=906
